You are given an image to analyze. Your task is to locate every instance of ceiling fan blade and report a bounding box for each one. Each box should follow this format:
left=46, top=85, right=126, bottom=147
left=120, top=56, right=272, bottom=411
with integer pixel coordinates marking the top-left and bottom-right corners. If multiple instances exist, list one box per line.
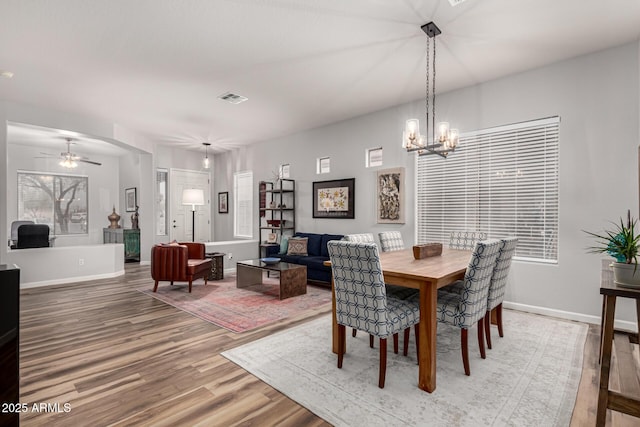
left=78, top=159, right=102, bottom=166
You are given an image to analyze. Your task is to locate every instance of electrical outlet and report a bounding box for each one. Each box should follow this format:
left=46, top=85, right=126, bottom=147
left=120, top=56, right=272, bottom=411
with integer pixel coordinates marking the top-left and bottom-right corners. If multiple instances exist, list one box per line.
left=228, top=253, right=233, bottom=260
left=79, top=258, right=85, bottom=266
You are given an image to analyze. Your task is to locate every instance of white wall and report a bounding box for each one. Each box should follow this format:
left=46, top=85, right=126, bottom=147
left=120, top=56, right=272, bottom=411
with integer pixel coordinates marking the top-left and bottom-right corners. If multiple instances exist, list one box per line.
left=213, top=41, right=640, bottom=325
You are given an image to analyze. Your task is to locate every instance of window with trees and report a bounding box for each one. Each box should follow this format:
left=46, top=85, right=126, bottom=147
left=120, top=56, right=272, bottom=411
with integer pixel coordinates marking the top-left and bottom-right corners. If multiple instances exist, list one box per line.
left=17, top=171, right=89, bottom=235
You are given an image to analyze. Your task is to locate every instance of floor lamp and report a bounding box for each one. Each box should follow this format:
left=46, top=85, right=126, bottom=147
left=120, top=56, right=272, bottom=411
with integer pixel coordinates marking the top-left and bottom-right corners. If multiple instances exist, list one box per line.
left=182, top=188, right=205, bottom=242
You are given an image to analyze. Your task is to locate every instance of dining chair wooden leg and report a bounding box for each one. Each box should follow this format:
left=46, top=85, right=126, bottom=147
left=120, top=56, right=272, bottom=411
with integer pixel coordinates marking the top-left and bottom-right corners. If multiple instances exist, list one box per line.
left=352, top=328, right=357, bottom=337
left=393, top=333, right=399, bottom=354
left=369, top=334, right=374, bottom=348
left=414, top=324, right=420, bottom=362
left=496, top=303, right=504, bottom=337
left=477, top=319, right=486, bottom=359
left=379, top=338, right=387, bottom=388
left=461, top=328, right=470, bottom=376
left=337, top=325, right=346, bottom=368
left=188, top=279, right=193, bottom=293
left=403, top=328, right=410, bottom=356
left=484, top=311, right=492, bottom=349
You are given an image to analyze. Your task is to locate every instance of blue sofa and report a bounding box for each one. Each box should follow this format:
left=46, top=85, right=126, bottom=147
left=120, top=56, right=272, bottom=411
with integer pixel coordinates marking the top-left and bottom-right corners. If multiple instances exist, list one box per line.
left=266, top=232, right=343, bottom=285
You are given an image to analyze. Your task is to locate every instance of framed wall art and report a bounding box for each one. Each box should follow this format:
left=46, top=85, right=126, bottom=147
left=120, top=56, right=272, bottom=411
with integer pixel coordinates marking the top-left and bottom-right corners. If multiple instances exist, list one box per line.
left=125, top=187, right=137, bottom=212
left=377, top=167, right=405, bottom=224
left=218, top=191, right=229, bottom=214
left=312, top=178, right=355, bottom=219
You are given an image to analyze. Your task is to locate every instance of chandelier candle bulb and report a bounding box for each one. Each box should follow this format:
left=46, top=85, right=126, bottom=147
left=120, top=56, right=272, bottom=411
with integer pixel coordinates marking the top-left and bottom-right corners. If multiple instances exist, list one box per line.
left=438, top=122, right=450, bottom=142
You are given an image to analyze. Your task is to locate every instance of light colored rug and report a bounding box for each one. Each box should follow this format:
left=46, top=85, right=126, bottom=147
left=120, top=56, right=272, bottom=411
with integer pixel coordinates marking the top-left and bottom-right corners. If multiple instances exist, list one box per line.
left=138, top=273, right=331, bottom=333
left=222, top=310, right=588, bottom=427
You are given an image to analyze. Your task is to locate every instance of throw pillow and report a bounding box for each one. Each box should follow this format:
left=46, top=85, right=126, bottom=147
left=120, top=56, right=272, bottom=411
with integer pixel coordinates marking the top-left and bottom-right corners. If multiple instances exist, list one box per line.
left=279, top=236, right=289, bottom=255
left=287, top=237, right=308, bottom=256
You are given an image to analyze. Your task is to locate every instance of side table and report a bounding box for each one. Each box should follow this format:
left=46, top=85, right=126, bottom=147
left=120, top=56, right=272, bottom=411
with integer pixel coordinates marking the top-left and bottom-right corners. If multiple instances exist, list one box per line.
left=205, top=252, right=224, bottom=280
left=597, top=260, right=640, bottom=426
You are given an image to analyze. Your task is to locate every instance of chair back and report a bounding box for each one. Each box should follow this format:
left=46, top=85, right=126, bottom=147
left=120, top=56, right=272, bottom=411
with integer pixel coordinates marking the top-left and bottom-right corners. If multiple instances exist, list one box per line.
left=378, top=231, right=404, bottom=252
left=327, top=240, right=394, bottom=337
left=11, top=220, right=34, bottom=242
left=151, top=243, right=190, bottom=281
left=16, top=224, right=50, bottom=249
left=343, top=233, right=375, bottom=243
left=487, top=237, right=518, bottom=311
left=449, top=230, right=488, bottom=250
left=450, top=239, right=501, bottom=328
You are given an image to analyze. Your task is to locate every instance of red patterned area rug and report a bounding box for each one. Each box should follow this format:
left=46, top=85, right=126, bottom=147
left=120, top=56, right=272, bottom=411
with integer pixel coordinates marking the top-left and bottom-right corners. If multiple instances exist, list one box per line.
left=138, top=273, right=331, bottom=333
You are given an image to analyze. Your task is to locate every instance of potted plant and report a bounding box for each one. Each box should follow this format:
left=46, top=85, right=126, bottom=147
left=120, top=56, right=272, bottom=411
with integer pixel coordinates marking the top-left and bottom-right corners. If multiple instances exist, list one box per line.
left=584, top=210, right=640, bottom=287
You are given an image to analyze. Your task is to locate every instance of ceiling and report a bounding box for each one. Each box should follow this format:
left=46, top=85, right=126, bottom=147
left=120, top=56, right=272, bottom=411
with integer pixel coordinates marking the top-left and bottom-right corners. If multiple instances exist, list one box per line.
left=1, top=0, right=639, bottom=155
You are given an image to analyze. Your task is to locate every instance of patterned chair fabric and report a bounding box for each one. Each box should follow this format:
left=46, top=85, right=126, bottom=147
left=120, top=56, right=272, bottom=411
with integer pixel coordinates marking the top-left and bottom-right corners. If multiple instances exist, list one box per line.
left=484, top=237, right=518, bottom=349
left=343, top=233, right=375, bottom=244
left=436, top=239, right=500, bottom=328
left=449, top=230, right=488, bottom=250
left=327, top=241, right=420, bottom=338
left=378, top=231, right=405, bottom=252
left=487, top=237, right=518, bottom=312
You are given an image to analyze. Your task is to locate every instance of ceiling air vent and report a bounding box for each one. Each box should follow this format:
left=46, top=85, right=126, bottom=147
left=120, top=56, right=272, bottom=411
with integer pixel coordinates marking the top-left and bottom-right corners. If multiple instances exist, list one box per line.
left=218, top=92, right=248, bottom=104
left=447, top=0, right=469, bottom=6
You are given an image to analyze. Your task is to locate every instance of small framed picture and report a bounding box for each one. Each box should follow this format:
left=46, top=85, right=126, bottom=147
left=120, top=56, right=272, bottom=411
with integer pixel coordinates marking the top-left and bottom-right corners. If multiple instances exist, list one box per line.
left=218, top=191, right=229, bottom=214
left=125, top=187, right=137, bottom=212
left=267, top=233, right=278, bottom=244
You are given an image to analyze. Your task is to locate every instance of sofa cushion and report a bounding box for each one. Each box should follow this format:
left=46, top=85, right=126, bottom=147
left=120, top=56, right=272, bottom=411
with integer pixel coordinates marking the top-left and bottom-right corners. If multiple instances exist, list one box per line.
left=321, top=234, right=344, bottom=258
left=294, top=232, right=322, bottom=256
left=287, top=237, right=308, bottom=256
left=279, top=254, right=304, bottom=264
left=278, top=236, right=289, bottom=255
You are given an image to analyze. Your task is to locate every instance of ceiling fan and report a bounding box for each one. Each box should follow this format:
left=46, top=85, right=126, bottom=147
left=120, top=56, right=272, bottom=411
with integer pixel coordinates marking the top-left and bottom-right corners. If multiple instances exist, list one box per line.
left=38, top=138, right=102, bottom=168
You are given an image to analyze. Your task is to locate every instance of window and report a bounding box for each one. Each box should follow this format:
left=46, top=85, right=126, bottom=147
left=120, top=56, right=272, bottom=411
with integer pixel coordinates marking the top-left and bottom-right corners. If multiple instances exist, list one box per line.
left=234, top=171, right=253, bottom=238
left=366, top=147, right=383, bottom=167
left=317, top=157, right=330, bottom=174
left=416, top=116, right=559, bottom=263
left=156, top=169, right=168, bottom=235
left=18, top=171, right=88, bottom=235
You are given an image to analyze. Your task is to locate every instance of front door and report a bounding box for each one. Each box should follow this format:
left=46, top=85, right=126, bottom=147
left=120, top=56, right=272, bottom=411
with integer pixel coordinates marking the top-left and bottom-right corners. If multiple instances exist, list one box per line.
left=169, top=169, right=211, bottom=242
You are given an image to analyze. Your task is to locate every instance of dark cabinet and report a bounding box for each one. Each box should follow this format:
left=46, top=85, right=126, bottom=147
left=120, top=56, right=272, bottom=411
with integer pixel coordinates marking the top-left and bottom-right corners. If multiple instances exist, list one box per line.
left=0, top=264, right=20, bottom=427
left=103, top=228, right=141, bottom=262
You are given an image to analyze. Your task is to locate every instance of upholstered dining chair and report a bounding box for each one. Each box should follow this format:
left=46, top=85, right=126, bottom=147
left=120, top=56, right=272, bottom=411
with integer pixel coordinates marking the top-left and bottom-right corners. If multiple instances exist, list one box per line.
left=427, top=239, right=501, bottom=376
left=343, top=233, right=375, bottom=243
left=327, top=240, right=421, bottom=388
left=484, top=237, right=518, bottom=349
left=378, top=231, right=405, bottom=252
left=449, top=230, right=488, bottom=250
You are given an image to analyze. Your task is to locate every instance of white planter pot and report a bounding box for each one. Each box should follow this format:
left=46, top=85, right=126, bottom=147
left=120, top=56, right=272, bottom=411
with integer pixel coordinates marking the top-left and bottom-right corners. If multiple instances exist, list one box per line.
left=610, top=262, right=640, bottom=288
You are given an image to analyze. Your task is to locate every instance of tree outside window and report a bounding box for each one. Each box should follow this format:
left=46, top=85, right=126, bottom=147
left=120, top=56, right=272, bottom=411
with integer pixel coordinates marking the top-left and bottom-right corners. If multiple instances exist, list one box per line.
left=18, top=171, right=89, bottom=235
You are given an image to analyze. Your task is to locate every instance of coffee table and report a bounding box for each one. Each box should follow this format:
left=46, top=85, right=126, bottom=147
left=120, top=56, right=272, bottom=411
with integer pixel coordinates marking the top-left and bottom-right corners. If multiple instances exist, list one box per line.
left=236, top=259, right=307, bottom=300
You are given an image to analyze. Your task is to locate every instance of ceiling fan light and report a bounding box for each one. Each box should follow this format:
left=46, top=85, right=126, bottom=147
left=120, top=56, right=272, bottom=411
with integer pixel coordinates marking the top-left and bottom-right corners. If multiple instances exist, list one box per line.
left=59, top=158, right=77, bottom=168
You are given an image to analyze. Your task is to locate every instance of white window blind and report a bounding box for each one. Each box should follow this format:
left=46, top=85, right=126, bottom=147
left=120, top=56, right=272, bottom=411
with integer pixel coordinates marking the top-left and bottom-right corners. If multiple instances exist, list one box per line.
left=234, top=171, right=253, bottom=238
left=416, top=116, right=559, bottom=263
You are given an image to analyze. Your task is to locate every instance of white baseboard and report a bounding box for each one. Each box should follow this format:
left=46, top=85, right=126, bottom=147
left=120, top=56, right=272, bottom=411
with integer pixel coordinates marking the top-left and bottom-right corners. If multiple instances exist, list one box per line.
left=504, top=301, right=637, bottom=332
left=21, top=270, right=125, bottom=289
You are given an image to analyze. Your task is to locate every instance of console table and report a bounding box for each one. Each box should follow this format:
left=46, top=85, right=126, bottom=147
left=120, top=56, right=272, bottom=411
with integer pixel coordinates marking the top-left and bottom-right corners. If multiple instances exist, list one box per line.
left=597, top=260, right=640, bottom=426
left=103, top=228, right=140, bottom=262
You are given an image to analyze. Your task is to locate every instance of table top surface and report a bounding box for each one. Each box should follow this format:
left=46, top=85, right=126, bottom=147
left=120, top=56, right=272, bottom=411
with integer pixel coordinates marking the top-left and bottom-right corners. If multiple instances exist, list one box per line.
left=378, top=248, right=471, bottom=286
left=600, top=259, right=640, bottom=298
left=237, top=258, right=306, bottom=272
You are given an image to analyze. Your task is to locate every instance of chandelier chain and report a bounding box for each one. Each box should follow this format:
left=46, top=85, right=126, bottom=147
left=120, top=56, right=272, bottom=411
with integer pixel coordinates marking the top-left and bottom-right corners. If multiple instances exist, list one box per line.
left=425, top=36, right=430, bottom=146
left=432, top=35, right=436, bottom=147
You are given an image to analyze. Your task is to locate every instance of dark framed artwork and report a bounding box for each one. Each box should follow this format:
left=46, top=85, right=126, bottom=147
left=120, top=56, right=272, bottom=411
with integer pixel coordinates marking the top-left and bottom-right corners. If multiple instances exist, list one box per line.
left=377, top=167, right=405, bottom=224
left=313, top=178, right=355, bottom=219
left=218, top=191, right=229, bottom=214
left=125, top=187, right=137, bottom=212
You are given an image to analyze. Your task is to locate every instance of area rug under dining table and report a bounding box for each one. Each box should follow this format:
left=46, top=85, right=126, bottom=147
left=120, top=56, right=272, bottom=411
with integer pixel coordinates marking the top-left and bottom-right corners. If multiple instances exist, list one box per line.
left=222, top=309, right=587, bottom=426
left=138, top=273, right=332, bottom=333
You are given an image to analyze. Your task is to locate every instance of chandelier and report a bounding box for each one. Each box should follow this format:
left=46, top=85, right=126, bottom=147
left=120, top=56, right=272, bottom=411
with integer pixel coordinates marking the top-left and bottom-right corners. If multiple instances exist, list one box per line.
left=402, top=22, right=459, bottom=158
left=202, top=142, right=211, bottom=169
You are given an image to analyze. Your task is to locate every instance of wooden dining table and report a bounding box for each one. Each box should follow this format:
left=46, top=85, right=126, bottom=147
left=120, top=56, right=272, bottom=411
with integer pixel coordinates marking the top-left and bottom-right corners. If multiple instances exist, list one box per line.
left=328, top=247, right=472, bottom=393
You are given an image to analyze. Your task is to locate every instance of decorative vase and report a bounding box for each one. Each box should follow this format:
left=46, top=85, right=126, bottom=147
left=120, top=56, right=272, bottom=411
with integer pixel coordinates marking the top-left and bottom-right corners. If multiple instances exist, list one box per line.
left=611, top=262, right=640, bottom=288
left=108, top=206, right=121, bottom=229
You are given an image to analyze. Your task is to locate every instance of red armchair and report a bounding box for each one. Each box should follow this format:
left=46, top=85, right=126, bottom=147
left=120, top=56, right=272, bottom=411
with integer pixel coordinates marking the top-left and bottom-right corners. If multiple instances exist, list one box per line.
left=151, top=242, right=212, bottom=293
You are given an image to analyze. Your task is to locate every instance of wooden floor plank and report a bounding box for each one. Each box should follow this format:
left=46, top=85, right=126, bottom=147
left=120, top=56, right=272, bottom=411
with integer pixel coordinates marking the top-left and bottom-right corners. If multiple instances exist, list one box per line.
left=16, top=263, right=639, bottom=426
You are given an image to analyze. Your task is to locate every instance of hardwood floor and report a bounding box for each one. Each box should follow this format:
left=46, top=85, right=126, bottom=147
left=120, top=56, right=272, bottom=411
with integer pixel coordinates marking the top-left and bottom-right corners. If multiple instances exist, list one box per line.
left=15, top=264, right=640, bottom=426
